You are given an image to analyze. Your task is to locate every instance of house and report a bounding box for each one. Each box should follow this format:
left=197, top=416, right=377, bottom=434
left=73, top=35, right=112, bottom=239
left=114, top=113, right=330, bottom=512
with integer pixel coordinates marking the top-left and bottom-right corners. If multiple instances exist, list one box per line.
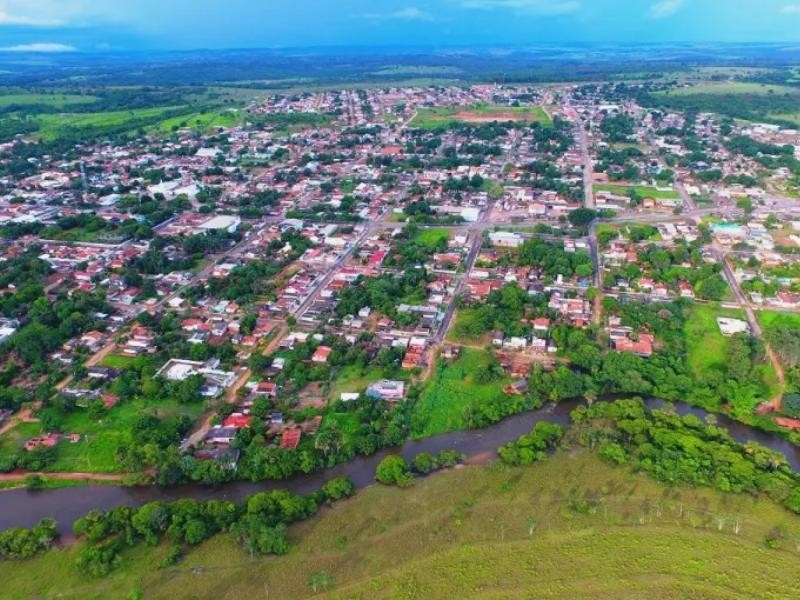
left=223, top=413, right=252, bottom=429
left=280, top=428, right=302, bottom=450
left=194, top=447, right=240, bottom=469
left=533, top=318, right=550, bottom=331
left=205, top=426, right=238, bottom=445
left=613, top=333, right=654, bottom=357
left=254, top=381, right=278, bottom=397
left=311, top=345, right=332, bottom=363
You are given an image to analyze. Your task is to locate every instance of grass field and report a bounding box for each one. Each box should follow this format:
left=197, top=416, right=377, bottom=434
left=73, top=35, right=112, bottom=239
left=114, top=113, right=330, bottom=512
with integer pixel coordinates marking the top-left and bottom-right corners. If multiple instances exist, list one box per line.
left=653, top=81, right=800, bottom=126
left=447, top=308, right=491, bottom=344
left=0, top=398, right=203, bottom=473
left=684, top=303, right=746, bottom=377
left=0, top=93, right=98, bottom=108
left=412, top=349, right=509, bottom=438
left=593, top=184, right=680, bottom=200
left=758, top=310, right=800, bottom=332
left=4, top=451, right=800, bottom=598
left=34, top=106, right=183, bottom=140
left=658, top=81, right=800, bottom=97
left=98, top=354, right=137, bottom=369
left=153, top=109, right=241, bottom=133
left=414, top=227, right=451, bottom=249
left=328, top=364, right=401, bottom=401
left=411, top=104, right=551, bottom=129
left=684, top=304, right=781, bottom=410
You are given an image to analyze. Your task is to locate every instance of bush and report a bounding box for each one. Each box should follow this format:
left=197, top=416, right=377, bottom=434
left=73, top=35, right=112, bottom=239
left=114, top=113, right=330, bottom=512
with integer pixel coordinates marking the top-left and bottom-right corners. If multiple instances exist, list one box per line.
left=498, top=422, right=564, bottom=466
left=598, top=442, right=627, bottom=465
left=321, top=477, right=356, bottom=502
left=375, top=455, right=414, bottom=487
left=782, top=393, right=800, bottom=418
left=0, top=518, right=57, bottom=560
left=411, top=452, right=436, bottom=474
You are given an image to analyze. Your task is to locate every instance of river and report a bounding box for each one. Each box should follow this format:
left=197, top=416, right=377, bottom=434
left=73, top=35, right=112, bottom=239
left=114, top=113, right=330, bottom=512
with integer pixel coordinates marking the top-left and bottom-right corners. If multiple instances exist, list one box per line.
left=1, top=398, right=799, bottom=535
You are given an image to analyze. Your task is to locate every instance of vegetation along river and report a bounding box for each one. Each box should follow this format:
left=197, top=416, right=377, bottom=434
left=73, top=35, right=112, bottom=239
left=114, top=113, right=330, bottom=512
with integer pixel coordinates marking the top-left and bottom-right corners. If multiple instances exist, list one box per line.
left=1, top=398, right=799, bottom=534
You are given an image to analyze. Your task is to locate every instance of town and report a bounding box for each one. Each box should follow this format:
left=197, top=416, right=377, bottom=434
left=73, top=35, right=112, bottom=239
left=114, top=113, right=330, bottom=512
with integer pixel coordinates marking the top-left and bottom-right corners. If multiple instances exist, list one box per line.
left=0, top=79, right=799, bottom=487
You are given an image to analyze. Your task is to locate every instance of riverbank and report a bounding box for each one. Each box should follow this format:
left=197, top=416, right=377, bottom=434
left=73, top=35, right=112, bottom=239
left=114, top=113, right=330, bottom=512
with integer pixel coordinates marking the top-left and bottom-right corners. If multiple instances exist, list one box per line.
left=2, top=451, right=800, bottom=599
left=2, top=397, right=800, bottom=535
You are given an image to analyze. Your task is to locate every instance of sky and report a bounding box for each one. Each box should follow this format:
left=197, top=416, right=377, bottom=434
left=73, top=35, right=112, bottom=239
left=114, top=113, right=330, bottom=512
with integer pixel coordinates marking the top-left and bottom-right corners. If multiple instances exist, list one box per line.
left=3, top=0, right=800, bottom=53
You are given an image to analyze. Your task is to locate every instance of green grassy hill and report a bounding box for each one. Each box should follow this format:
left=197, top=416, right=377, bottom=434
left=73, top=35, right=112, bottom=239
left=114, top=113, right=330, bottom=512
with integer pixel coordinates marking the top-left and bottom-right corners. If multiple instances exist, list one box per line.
left=3, top=451, right=800, bottom=599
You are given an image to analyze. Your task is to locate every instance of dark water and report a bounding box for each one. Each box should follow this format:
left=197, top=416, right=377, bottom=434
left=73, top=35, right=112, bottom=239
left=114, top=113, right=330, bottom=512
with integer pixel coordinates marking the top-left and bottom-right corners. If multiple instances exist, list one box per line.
left=1, top=398, right=799, bottom=535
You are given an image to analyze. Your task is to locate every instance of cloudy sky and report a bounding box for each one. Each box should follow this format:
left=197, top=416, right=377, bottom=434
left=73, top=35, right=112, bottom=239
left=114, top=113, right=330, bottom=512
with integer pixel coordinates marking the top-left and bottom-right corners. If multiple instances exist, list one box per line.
left=3, top=0, right=800, bottom=52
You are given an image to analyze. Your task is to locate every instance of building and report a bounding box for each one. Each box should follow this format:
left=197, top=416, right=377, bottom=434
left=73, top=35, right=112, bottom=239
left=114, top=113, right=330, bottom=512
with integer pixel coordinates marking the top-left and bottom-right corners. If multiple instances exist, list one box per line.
left=489, top=231, right=523, bottom=248
left=198, top=215, right=241, bottom=234
left=365, top=380, right=406, bottom=401
left=717, top=317, right=750, bottom=337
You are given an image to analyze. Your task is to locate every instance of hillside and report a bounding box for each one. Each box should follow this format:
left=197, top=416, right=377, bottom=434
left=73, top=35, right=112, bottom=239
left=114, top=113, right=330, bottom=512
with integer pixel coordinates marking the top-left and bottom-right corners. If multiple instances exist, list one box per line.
left=2, top=451, right=800, bottom=599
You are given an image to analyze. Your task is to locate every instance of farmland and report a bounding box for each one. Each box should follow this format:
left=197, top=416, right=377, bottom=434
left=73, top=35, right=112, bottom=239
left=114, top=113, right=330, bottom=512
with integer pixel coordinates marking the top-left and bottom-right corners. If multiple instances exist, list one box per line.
left=411, top=104, right=551, bottom=129
left=3, top=451, right=800, bottom=598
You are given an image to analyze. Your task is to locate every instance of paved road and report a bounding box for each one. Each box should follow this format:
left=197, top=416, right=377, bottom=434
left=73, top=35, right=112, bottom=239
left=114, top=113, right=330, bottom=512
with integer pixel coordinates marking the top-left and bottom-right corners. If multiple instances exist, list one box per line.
left=292, top=223, right=374, bottom=320
left=435, top=232, right=483, bottom=343
left=576, top=113, right=595, bottom=210
left=711, top=244, right=785, bottom=394
left=675, top=181, right=697, bottom=213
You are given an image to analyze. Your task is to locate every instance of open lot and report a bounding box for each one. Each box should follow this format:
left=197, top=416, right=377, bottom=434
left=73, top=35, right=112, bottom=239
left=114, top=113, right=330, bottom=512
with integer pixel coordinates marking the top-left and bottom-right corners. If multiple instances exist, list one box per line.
left=684, top=303, right=747, bottom=377
left=411, top=348, right=509, bottom=438
left=0, top=398, right=203, bottom=473
left=411, top=104, right=551, bottom=129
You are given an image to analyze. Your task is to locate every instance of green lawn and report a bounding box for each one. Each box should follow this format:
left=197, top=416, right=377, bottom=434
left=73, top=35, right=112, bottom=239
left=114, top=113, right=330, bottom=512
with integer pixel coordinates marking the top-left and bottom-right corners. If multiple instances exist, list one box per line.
left=593, top=184, right=680, bottom=200
left=98, top=354, right=137, bottom=369
left=4, top=451, right=800, bottom=599
left=414, top=227, right=451, bottom=249
left=758, top=310, right=800, bottom=332
left=411, top=104, right=551, bottom=129
left=412, top=349, right=509, bottom=438
left=328, top=364, right=391, bottom=401
left=447, top=308, right=491, bottom=344
left=684, top=303, right=746, bottom=377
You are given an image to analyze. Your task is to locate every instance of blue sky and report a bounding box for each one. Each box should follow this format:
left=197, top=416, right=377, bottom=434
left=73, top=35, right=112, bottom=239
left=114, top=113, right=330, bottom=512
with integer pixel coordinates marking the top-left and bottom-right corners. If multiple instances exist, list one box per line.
left=2, top=0, right=800, bottom=52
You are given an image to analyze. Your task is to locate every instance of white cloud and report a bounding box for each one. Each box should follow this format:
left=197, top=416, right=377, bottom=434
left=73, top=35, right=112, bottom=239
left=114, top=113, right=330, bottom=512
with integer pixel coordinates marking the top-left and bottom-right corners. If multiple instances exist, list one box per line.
left=461, top=0, right=581, bottom=14
left=781, top=4, right=800, bottom=13
left=0, top=1, right=118, bottom=27
left=0, top=42, right=77, bottom=52
left=360, top=6, right=436, bottom=21
left=647, top=0, right=685, bottom=19
left=0, top=8, right=62, bottom=26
